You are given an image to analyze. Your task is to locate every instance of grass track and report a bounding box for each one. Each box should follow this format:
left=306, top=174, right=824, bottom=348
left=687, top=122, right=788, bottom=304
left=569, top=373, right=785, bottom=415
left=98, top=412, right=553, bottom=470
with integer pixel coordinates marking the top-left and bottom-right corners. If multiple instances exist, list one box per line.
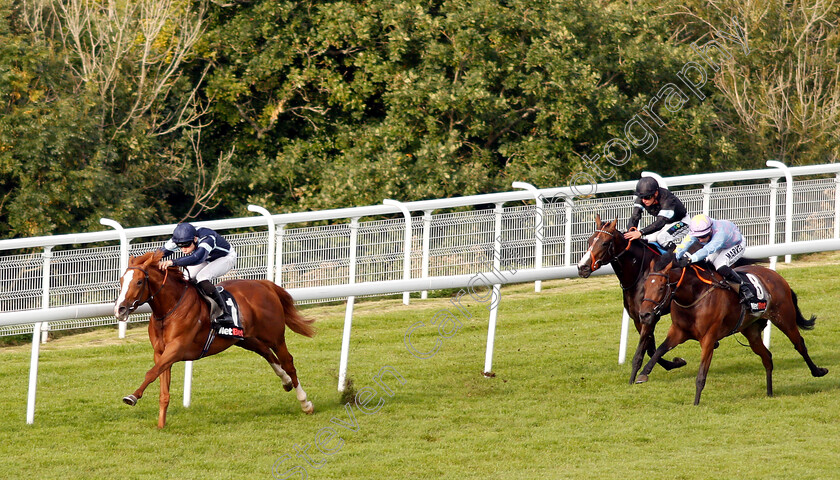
left=2, top=258, right=840, bottom=479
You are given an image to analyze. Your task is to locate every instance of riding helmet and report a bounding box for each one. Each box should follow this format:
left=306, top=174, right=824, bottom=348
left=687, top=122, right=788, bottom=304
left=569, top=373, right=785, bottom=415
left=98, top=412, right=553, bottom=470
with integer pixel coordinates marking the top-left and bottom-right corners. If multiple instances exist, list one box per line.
left=688, top=214, right=713, bottom=237
left=634, top=176, right=659, bottom=197
left=172, top=223, right=197, bottom=245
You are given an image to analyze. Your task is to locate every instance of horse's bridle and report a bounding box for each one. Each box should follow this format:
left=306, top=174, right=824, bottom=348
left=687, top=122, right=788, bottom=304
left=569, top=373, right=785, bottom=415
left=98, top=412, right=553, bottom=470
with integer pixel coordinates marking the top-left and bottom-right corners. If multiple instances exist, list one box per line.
left=642, top=264, right=723, bottom=316
left=122, top=266, right=186, bottom=321
left=641, top=271, right=679, bottom=317
left=588, top=228, right=628, bottom=271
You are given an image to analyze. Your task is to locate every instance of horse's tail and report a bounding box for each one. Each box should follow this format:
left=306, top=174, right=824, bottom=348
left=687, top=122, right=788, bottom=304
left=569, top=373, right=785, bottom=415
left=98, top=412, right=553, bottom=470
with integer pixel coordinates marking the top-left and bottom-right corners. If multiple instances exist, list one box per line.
left=790, top=289, right=817, bottom=331
left=274, top=284, right=316, bottom=338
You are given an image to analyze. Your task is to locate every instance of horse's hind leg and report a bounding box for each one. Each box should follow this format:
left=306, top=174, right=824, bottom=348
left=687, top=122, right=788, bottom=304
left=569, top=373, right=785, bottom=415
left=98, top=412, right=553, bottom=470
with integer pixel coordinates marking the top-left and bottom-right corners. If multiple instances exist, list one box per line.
left=238, top=339, right=313, bottom=414
left=239, top=339, right=295, bottom=390
left=742, top=323, right=774, bottom=397
left=273, top=342, right=314, bottom=415
left=773, top=305, right=828, bottom=377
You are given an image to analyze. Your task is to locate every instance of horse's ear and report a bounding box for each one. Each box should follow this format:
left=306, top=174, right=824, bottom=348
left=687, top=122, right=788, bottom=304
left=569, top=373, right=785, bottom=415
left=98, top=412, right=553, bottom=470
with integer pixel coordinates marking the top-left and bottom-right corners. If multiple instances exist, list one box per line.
left=594, top=213, right=602, bottom=227
left=649, top=259, right=656, bottom=271
left=608, top=217, right=618, bottom=230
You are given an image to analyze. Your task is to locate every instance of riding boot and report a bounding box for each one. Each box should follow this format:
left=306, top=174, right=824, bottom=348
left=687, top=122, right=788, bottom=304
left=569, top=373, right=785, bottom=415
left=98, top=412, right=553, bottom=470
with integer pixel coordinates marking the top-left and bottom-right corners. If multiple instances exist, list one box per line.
left=197, top=280, right=234, bottom=327
left=717, top=266, right=756, bottom=305
left=738, top=282, right=757, bottom=306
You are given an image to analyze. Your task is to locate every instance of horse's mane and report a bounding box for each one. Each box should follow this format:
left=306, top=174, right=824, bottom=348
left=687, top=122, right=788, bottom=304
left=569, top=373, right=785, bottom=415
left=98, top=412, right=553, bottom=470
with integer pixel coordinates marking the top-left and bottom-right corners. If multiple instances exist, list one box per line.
left=635, top=237, right=664, bottom=255
left=654, top=251, right=675, bottom=270
left=129, top=250, right=191, bottom=287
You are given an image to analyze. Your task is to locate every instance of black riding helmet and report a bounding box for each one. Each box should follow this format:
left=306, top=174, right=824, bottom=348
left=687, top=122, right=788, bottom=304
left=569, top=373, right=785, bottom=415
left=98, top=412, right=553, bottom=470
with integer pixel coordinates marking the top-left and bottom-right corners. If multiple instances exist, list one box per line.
left=172, top=223, right=197, bottom=247
left=634, top=177, right=659, bottom=197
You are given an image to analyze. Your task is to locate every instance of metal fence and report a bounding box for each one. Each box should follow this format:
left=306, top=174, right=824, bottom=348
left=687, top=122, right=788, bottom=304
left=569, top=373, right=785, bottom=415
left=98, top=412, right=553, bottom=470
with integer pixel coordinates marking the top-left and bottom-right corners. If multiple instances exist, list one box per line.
left=1, top=162, right=839, bottom=338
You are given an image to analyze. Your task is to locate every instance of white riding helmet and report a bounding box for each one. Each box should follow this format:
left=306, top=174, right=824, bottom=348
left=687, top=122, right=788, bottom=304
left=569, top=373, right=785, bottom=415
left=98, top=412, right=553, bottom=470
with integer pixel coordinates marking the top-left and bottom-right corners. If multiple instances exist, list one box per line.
left=689, top=214, right=713, bottom=237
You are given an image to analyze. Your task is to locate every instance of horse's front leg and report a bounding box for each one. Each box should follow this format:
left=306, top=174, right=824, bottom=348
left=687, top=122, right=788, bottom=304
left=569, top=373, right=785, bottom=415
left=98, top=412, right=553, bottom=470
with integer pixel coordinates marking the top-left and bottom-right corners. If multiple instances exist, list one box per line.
left=123, top=342, right=185, bottom=419
left=629, top=322, right=653, bottom=384
left=630, top=309, right=685, bottom=374
left=693, top=336, right=718, bottom=405
left=158, top=366, right=171, bottom=429
left=637, top=325, right=688, bottom=384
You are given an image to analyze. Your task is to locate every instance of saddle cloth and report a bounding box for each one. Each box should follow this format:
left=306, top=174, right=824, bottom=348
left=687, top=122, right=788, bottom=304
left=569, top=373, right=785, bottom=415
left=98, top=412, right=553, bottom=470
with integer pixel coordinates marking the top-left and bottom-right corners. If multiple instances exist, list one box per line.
left=738, top=272, right=768, bottom=314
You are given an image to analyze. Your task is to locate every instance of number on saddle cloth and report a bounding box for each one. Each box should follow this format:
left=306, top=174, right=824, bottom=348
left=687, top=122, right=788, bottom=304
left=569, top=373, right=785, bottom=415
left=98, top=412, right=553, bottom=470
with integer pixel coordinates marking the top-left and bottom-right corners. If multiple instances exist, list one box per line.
left=739, top=272, right=768, bottom=313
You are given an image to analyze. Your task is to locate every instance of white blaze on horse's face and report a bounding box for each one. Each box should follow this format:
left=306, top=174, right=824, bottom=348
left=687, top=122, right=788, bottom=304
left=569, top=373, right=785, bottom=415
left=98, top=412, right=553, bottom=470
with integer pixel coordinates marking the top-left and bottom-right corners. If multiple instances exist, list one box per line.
left=577, top=249, right=592, bottom=269
left=114, top=270, right=135, bottom=320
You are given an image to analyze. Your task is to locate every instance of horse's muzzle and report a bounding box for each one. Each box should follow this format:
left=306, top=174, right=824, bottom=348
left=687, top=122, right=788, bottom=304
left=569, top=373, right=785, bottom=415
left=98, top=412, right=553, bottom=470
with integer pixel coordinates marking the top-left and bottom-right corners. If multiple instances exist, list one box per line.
left=114, top=305, right=130, bottom=322
left=577, top=265, right=592, bottom=278
left=639, top=310, right=657, bottom=325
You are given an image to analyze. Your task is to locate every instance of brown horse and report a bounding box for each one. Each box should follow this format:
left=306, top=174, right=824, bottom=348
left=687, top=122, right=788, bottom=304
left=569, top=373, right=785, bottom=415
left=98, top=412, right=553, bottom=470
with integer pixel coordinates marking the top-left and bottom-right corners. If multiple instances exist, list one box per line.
left=113, top=250, right=316, bottom=428
left=636, top=252, right=828, bottom=404
left=577, top=215, right=686, bottom=383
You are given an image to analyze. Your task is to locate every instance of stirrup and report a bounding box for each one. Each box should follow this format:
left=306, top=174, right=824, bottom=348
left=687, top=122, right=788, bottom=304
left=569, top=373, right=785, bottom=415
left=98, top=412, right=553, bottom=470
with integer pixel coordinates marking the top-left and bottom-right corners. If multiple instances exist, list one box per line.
left=213, top=313, right=235, bottom=328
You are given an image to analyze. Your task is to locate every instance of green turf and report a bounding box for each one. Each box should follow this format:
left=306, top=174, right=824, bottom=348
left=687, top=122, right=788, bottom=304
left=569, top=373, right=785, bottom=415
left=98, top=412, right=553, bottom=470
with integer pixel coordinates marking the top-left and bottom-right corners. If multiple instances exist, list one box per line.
left=2, top=258, right=839, bottom=480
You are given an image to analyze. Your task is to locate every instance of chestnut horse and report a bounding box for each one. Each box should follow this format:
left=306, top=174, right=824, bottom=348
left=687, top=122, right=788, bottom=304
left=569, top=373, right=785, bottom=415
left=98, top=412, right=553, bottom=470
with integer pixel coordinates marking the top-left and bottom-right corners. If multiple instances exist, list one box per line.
left=113, top=250, right=316, bottom=428
left=577, top=215, right=686, bottom=383
left=636, top=253, right=827, bottom=404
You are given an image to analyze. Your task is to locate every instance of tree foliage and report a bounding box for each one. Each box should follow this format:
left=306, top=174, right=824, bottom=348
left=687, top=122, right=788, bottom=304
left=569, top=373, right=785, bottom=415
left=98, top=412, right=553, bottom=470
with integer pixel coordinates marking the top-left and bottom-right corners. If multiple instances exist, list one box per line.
left=1, top=0, right=837, bottom=237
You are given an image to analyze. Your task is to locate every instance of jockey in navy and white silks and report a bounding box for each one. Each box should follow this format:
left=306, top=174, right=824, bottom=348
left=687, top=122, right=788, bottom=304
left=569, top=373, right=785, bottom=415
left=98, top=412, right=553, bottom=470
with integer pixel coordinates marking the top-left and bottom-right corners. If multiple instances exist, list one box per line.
left=624, top=176, right=690, bottom=250
left=675, top=214, right=756, bottom=305
left=158, top=222, right=237, bottom=327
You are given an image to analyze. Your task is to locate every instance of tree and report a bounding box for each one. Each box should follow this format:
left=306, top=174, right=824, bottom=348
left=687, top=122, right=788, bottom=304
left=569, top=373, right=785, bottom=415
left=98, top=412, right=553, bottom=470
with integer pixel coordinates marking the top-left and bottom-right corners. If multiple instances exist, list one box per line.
left=662, top=0, right=840, bottom=166
left=199, top=0, right=723, bottom=212
left=0, top=0, right=231, bottom=237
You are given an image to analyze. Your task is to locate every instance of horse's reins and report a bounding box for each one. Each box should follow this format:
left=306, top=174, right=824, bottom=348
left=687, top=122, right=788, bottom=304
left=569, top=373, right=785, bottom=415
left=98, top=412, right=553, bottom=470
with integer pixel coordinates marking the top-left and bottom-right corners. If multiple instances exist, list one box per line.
left=644, top=263, right=747, bottom=336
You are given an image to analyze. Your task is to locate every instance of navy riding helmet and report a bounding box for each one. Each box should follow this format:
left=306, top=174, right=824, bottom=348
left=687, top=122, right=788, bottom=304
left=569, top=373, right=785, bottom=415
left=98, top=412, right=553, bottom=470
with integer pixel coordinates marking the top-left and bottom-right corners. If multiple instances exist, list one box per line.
left=172, top=223, right=197, bottom=247
left=634, top=177, right=659, bottom=198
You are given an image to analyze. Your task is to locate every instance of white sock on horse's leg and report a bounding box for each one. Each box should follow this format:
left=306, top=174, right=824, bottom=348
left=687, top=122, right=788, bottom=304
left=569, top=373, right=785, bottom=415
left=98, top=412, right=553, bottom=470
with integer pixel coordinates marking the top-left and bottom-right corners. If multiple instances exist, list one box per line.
left=270, top=363, right=293, bottom=387
left=296, top=383, right=313, bottom=414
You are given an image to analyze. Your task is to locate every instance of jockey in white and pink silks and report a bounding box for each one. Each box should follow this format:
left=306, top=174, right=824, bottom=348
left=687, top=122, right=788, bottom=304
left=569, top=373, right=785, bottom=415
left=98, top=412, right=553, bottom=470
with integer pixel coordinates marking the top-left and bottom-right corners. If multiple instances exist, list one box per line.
left=675, top=214, right=757, bottom=306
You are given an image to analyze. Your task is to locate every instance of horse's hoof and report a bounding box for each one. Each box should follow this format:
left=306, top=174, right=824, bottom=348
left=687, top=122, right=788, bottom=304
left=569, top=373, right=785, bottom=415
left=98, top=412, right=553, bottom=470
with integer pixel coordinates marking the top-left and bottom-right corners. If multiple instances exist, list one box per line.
left=814, top=367, right=829, bottom=377
left=302, top=401, right=314, bottom=415
left=123, top=395, right=138, bottom=406
left=635, top=374, right=649, bottom=384
left=283, top=383, right=293, bottom=392
left=672, top=357, right=687, bottom=368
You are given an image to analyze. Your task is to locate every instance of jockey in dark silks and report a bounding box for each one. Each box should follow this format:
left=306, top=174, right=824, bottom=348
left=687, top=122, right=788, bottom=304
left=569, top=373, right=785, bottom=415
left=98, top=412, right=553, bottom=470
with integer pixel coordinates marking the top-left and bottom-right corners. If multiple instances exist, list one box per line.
left=624, top=176, right=690, bottom=250
left=158, top=222, right=237, bottom=328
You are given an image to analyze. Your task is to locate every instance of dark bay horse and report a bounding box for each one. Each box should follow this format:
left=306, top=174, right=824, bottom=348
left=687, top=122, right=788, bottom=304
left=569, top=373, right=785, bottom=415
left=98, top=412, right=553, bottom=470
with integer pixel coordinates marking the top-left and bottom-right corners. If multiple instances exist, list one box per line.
left=636, top=253, right=827, bottom=404
left=577, top=215, right=686, bottom=383
left=113, top=250, right=316, bottom=428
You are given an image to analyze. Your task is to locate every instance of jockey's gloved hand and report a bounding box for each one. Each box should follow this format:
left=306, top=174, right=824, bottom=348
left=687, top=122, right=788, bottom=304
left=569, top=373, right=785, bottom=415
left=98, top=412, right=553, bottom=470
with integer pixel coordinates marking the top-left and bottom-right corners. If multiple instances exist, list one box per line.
left=676, top=256, right=691, bottom=268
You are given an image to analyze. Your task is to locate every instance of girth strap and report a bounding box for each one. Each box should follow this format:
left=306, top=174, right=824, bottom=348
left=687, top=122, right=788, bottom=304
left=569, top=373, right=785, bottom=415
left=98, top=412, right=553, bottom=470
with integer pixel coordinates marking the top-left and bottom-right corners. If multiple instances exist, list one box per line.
left=199, top=328, right=216, bottom=359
